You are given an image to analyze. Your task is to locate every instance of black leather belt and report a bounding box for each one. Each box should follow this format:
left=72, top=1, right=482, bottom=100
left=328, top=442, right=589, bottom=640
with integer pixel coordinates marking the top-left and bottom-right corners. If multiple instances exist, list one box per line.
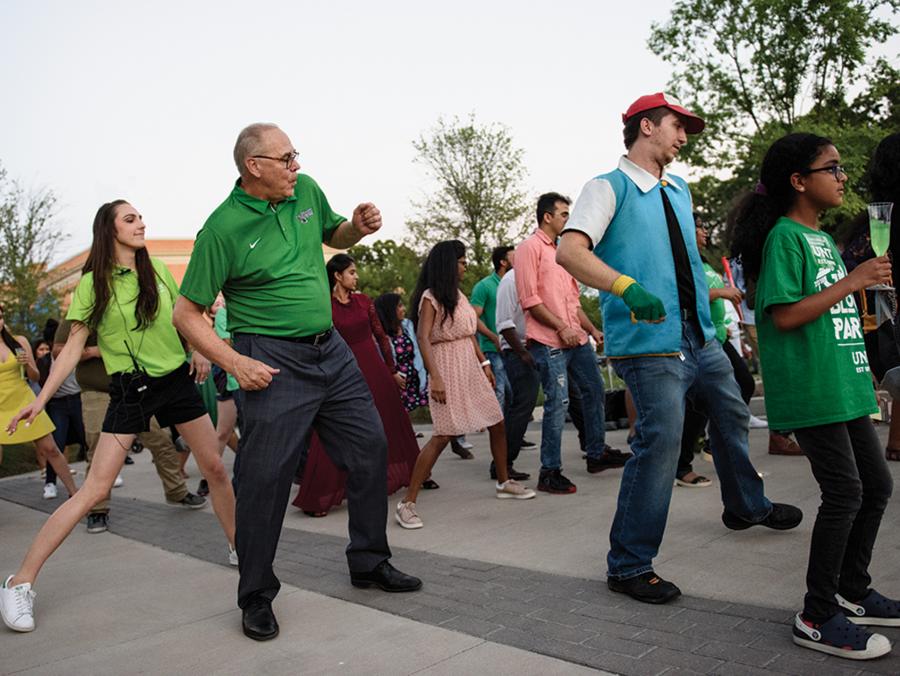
left=238, top=329, right=333, bottom=346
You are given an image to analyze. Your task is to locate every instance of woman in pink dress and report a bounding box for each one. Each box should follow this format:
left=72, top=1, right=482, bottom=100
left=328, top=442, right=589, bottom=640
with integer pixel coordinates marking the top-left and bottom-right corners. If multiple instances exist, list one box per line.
left=395, top=241, right=535, bottom=529
left=293, top=254, right=420, bottom=516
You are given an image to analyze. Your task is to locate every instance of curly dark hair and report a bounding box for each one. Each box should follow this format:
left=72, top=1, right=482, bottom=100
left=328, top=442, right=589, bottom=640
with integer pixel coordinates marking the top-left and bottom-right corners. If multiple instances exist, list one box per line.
left=729, top=133, right=833, bottom=281
left=869, top=132, right=900, bottom=205
left=409, top=240, right=466, bottom=330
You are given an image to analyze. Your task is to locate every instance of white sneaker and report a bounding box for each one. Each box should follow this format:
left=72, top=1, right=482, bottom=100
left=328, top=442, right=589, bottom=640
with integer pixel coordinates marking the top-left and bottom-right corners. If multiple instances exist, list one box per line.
left=113, top=474, right=123, bottom=488
left=495, top=480, right=536, bottom=500
left=1, top=575, right=35, bottom=632
left=395, top=501, right=423, bottom=529
left=749, top=415, right=768, bottom=429
left=228, top=544, right=239, bottom=567
left=42, top=484, right=58, bottom=500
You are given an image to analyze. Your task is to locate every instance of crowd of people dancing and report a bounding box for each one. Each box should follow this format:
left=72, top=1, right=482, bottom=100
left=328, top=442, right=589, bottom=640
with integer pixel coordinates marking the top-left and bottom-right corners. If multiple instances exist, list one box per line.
left=1, top=95, right=899, bottom=661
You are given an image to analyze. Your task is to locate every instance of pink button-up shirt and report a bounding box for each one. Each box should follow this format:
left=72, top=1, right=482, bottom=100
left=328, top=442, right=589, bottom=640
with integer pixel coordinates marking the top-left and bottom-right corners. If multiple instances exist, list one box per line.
left=515, top=228, right=587, bottom=349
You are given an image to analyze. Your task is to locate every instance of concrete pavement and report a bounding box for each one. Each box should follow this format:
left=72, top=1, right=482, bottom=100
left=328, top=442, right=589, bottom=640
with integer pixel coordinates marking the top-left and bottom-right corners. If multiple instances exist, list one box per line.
left=2, top=411, right=900, bottom=675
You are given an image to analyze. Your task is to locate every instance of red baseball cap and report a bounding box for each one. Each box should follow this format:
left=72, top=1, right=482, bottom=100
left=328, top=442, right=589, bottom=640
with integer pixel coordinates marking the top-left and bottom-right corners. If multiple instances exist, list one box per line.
left=622, top=92, right=705, bottom=134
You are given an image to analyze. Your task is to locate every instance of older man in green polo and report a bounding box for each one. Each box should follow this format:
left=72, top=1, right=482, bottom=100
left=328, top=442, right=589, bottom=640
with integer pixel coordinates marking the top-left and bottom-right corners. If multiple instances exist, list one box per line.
left=174, top=123, right=421, bottom=642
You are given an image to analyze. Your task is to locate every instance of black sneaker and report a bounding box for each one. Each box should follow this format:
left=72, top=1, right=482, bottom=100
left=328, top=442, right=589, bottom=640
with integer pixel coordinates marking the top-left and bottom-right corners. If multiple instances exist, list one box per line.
left=123, top=455, right=135, bottom=465
left=489, top=465, right=531, bottom=481
left=722, top=502, right=802, bottom=531
left=793, top=611, right=891, bottom=659
left=197, top=479, right=210, bottom=497
left=520, top=439, right=536, bottom=449
left=587, top=445, right=633, bottom=473
left=86, top=513, right=108, bottom=533
left=537, top=469, right=577, bottom=494
left=608, top=571, right=681, bottom=604
left=167, top=493, right=207, bottom=509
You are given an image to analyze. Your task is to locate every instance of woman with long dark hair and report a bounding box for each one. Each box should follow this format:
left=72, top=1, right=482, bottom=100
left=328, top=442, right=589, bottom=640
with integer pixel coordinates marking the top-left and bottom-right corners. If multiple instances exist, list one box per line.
left=395, top=241, right=535, bottom=529
left=730, top=133, right=897, bottom=659
left=374, top=292, right=429, bottom=412
left=292, top=254, right=420, bottom=516
left=1, top=200, right=236, bottom=633
left=0, top=304, right=77, bottom=498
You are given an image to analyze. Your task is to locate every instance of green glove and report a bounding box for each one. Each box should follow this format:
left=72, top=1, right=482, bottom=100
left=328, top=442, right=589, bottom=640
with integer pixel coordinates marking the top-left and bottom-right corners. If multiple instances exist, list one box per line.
left=622, top=283, right=667, bottom=323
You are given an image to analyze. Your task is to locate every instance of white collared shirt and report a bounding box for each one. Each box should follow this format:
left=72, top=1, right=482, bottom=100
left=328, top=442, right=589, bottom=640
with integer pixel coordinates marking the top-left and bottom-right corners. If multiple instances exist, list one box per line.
left=495, top=269, right=526, bottom=351
left=564, top=156, right=682, bottom=248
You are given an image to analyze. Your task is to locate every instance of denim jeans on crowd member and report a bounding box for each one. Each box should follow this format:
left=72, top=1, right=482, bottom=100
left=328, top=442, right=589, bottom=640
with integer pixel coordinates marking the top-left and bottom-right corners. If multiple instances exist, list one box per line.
left=485, top=351, right=511, bottom=413
left=528, top=341, right=607, bottom=470
left=501, top=350, right=541, bottom=466
left=608, top=321, right=771, bottom=580
left=794, top=417, right=893, bottom=622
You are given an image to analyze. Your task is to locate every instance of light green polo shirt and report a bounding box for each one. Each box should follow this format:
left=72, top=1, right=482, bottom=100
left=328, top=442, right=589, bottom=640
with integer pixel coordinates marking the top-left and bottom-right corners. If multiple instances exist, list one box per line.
left=66, top=258, right=186, bottom=377
left=179, top=175, right=346, bottom=337
left=470, top=272, right=502, bottom=353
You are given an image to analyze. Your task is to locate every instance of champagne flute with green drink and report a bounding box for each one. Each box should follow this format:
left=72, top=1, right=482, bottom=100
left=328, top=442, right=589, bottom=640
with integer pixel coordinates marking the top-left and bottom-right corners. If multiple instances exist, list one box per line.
left=869, top=202, right=894, bottom=289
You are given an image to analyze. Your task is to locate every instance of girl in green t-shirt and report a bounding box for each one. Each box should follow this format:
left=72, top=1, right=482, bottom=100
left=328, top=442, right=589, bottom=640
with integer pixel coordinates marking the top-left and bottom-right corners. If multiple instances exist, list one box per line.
left=1, top=200, right=236, bottom=634
left=731, top=133, right=897, bottom=660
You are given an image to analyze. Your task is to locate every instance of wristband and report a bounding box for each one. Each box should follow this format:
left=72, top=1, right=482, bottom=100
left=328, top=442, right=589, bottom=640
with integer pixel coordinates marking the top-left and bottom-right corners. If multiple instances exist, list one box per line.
left=611, top=274, right=637, bottom=297
left=480, top=360, right=491, bottom=367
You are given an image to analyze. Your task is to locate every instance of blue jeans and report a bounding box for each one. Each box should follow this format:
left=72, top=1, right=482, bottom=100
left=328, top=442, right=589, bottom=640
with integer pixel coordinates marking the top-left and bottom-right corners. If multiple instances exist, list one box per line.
left=529, top=341, right=606, bottom=470
left=485, top=351, right=511, bottom=413
left=502, top=350, right=541, bottom=464
left=608, top=322, right=772, bottom=580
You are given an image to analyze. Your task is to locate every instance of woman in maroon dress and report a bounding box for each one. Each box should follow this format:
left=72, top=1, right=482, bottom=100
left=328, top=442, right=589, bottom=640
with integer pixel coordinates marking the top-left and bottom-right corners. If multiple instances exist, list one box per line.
left=293, top=254, right=420, bottom=516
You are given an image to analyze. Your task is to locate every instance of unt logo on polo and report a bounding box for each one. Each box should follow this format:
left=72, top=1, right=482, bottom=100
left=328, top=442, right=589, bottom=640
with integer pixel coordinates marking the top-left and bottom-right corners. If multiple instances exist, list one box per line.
left=298, top=208, right=314, bottom=223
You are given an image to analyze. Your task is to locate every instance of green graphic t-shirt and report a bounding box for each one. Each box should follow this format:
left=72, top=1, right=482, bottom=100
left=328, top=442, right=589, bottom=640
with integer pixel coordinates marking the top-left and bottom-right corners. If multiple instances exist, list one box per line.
left=756, top=217, right=876, bottom=429
left=702, top=262, right=727, bottom=344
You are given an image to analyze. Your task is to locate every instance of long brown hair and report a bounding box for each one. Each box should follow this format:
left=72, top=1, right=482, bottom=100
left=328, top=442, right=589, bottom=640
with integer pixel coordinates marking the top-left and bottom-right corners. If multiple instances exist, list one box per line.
left=0, top=302, right=20, bottom=353
left=82, top=200, right=160, bottom=331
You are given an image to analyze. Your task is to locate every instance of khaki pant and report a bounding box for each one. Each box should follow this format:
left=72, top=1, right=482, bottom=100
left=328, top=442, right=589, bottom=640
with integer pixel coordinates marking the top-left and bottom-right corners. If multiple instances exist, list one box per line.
left=81, top=390, right=188, bottom=514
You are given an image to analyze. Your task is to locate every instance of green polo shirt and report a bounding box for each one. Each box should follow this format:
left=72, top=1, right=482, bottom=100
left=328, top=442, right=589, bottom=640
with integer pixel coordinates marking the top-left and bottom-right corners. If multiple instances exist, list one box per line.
left=179, top=175, right=346, bottom=337
left=66, top=258, right=186, bottom=377
left=470, top=272, right=502, bottom=353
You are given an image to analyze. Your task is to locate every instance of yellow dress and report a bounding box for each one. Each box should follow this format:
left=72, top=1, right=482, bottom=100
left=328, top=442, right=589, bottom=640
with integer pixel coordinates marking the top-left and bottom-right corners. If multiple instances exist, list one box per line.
left=0, top=350, right=55, bottom=444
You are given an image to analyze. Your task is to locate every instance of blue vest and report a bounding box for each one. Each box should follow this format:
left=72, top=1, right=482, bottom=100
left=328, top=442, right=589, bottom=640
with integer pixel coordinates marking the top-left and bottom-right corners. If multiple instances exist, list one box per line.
left=595, top=169, right=715, bottom=357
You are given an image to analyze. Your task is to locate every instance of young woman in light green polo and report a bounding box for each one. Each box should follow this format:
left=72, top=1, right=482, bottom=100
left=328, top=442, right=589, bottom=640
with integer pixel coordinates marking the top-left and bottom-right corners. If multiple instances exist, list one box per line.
left=1, top=200, right=236, bottom=634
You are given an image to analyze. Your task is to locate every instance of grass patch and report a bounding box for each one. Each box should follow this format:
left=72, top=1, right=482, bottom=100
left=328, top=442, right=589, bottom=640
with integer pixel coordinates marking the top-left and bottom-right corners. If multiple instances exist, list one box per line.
left=0, top=443, right=80, bottom=479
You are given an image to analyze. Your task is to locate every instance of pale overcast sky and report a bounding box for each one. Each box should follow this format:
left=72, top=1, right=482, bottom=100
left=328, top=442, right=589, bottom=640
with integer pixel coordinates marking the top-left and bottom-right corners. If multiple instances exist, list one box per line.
left=1, top=1, right=896, bottom=262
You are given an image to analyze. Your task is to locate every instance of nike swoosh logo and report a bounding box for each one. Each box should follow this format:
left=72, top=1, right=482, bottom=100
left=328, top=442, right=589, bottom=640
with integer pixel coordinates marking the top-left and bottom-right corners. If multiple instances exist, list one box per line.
left=249, top=237, right=261, bottom=249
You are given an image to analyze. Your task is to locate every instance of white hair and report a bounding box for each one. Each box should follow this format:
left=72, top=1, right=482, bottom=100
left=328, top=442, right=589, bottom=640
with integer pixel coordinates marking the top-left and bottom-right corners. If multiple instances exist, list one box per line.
left=233, top=123, right=280, bottom=176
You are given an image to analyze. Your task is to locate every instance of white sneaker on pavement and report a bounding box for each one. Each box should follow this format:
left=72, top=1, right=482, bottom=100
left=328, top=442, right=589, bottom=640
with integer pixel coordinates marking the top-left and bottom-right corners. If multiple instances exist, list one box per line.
left=1, top=575, right=35, bottom=632
left=496, top=480, right=536, bottom=500
left=228, top=544, right=239, bottom=567
left=749, top=415, right=768, bottom=429
left=395, top=501, right=423, bottom=529
left=113, top=474, right=123, bottom=488
left=42, top=484, right=57, bottom=499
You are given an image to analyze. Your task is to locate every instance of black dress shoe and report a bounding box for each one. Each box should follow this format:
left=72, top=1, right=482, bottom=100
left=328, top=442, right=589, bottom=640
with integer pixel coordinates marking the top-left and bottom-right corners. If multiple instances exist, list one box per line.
left=722, top=502, right=803, bottom=531
left=608, top=571, right=681, bottom=604
left=350, top=561, right=422, bottom=592
left=242, top=599, right=279, bottom=641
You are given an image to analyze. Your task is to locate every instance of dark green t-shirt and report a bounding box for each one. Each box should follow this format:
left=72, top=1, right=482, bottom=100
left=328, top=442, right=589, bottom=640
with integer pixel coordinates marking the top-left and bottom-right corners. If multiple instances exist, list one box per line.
left=179, top=175, right=346, bottom=338
left=756, top=217, right=877, bottom=429
left=470, top=272, right=501, bottom=353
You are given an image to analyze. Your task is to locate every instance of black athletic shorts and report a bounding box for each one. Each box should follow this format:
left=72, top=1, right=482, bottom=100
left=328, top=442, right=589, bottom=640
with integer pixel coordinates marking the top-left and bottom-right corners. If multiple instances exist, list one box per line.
left=103, top=362, right=209, bottom=434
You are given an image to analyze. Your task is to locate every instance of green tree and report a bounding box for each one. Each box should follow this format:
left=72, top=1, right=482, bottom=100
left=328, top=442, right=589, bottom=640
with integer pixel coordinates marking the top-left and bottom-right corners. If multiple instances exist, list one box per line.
left=347, top=239, right=423, bottom=300
left=406, top=114, right=531, bottom=267
left=648, top=0, right=899, bottom=169
left=0, top=164, right=65, bottom=336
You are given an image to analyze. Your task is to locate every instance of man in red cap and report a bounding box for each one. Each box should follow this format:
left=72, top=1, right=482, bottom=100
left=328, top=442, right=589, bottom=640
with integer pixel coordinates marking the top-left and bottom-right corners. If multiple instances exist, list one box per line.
left=556, top=93, right=802, bottom=604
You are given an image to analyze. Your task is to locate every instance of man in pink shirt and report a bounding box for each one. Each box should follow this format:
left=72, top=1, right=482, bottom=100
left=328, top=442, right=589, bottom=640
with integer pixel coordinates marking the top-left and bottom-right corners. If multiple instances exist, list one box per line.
left=516, top=192, right=630, bottom=494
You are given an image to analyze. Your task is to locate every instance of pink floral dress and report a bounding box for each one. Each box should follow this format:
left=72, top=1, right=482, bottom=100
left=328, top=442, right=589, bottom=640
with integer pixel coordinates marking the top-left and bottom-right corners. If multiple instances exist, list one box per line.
left=420, top=289, right=503, bottom=436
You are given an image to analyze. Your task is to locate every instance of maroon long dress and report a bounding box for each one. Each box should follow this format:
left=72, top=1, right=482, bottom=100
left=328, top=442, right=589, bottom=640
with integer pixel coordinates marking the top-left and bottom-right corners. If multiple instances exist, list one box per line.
left=293, top=293, right=420, bottom=513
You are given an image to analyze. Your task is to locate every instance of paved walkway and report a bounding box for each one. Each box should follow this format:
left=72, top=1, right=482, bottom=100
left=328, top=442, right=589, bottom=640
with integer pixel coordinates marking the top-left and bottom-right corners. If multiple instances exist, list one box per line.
left=2, top=417, right=900, bottom=674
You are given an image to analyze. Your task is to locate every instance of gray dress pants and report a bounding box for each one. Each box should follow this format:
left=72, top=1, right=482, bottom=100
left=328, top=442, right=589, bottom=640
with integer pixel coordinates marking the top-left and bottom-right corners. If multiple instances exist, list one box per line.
left=233, top=332, right=391, bottom=608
